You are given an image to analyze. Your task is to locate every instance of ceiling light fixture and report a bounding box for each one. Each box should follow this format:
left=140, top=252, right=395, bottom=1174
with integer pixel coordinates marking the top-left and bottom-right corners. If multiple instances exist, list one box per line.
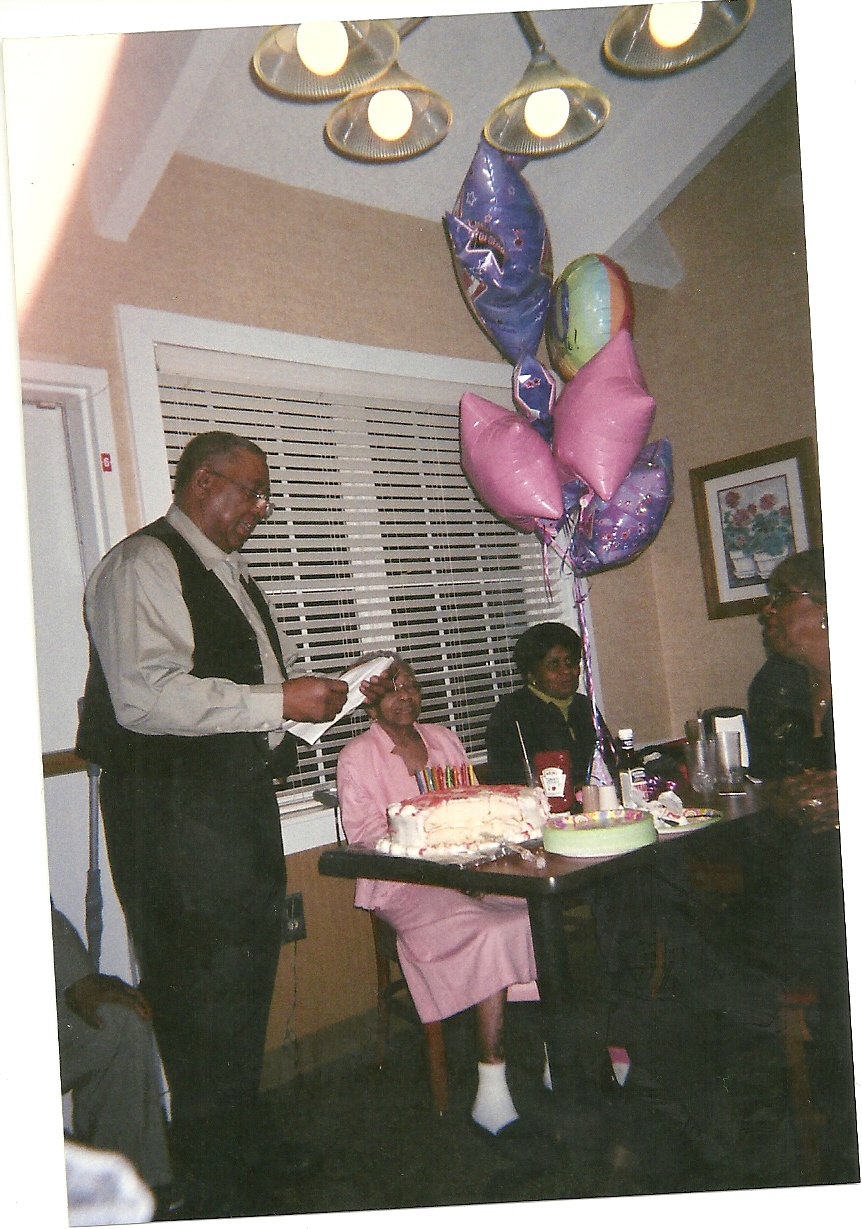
left=324, top=19, right=452, bottom=163
left=483, top=12, right=610, bottom=157
left=603, top=1, right=755, bottom=77
left=251, top=20, right=399, bottom=101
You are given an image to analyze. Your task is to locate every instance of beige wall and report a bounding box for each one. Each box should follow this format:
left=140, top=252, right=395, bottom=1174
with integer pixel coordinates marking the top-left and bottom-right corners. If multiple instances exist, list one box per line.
left=20, top=151, right=506, bottom=526
left=21, top=78, right=819, bottom=1054
left=587, top=81, right=818, bottom=743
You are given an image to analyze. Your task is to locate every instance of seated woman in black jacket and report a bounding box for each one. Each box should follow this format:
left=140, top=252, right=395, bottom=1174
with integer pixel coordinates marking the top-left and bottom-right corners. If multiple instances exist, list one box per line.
left=486, top=621, right=781, bottom=1034
left=747, top=651, right=814, bottom=781
left=484, top=622, right=616, bottom=789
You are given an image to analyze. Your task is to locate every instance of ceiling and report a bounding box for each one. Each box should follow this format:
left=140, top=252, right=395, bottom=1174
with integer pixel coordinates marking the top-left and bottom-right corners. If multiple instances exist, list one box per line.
left=81, top=4, right=795, bottom=290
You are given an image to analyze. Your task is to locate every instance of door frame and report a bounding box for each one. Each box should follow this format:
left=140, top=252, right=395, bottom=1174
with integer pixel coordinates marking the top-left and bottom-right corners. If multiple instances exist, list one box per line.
left=20, top=359, right=126, bottom=574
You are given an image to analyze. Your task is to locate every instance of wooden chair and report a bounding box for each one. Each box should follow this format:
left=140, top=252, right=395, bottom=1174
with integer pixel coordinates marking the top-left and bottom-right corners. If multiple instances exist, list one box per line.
left=778, top=985, right=822, bottom=1184
left=370, top=912, right=449, bottom=1115
left=316, top=785, right=449, bottom=1114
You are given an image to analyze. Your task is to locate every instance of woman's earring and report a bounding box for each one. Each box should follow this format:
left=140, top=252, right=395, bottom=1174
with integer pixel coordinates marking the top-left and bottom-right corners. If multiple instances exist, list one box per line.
left=821, top=610, right=828, bottom=630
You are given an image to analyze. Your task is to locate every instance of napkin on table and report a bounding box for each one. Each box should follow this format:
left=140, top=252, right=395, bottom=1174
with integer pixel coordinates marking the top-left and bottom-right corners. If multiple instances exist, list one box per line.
left=712, top=713, right=749, bottom=767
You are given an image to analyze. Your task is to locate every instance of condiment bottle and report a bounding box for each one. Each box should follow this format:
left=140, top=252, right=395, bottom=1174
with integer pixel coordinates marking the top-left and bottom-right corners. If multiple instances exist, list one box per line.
left=617, top=728, right=650, bottom=810
left=533, top=750, right=574, bottom=814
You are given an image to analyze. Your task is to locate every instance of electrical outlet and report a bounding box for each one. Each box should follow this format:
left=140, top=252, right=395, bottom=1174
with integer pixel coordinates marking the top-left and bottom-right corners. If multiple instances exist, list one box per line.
left=282, top=891, right=306, bottom=943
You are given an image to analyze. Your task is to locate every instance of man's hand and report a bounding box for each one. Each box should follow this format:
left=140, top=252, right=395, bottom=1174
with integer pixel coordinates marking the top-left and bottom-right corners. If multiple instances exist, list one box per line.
left=359, top=661, right=399, bottom=709
left=771, top=768, right=840, bottom=833
left=282, top=675, right=349, bottom=722
left=65, top=974, right=152, bottom=1029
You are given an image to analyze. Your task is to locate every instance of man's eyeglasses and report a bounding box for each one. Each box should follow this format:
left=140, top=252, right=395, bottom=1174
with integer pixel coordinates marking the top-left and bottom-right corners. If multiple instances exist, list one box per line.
left=210, top=471, right=275, bottom=519
left=763, top=589, right=813, bottom=609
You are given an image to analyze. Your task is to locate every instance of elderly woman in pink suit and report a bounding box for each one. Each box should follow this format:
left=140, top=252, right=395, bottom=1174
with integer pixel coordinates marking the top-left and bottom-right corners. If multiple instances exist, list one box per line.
left=336, top=659, right=548, bottom=1136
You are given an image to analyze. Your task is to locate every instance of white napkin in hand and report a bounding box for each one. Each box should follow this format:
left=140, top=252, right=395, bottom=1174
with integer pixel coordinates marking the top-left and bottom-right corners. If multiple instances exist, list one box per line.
left=283, top=656, right=394, bottom=745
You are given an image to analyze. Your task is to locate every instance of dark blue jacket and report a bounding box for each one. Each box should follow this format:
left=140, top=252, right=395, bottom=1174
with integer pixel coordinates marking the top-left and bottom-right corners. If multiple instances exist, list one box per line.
left=484, top=685, right=616, bottom=788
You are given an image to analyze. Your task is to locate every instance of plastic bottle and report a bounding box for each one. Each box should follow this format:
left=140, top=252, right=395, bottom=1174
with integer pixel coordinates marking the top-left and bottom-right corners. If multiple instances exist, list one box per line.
left=617, top=728, right=650, bottom=810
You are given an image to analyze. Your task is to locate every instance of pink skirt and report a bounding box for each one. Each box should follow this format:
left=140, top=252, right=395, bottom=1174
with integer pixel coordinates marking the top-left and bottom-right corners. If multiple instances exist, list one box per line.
left=374, top=882, right=539, bottom=1023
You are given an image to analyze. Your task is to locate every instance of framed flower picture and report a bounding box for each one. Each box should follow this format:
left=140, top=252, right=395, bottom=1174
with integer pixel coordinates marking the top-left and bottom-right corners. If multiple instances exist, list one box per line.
left=689, top=437, right=821, bottom=620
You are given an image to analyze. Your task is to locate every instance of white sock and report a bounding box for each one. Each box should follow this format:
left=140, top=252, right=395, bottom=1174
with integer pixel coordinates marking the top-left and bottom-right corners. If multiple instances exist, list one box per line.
left=471, top=1061, right=519, bottom=1134
left=542, top=1042, right=553, bottom=1091
left=608, top=1044, right=631, bottom=1086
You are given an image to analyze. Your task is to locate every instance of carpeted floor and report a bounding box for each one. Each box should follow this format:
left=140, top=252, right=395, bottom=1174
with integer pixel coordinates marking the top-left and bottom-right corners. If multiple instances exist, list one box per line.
left=255, top=1004, right=783, bottom=1215
left=199, top=906, right=858, bottom=1222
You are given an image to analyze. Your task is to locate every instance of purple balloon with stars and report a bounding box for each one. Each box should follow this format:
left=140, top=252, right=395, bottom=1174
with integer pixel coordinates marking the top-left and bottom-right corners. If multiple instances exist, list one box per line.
left=565, top=438, right=674, bottom=576
left=513, top=353, right=557, bottom=446
left=444, top=138, right=553, bottom=364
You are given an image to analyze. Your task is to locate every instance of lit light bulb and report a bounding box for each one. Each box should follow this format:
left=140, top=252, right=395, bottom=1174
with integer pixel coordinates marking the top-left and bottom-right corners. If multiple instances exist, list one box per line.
left=523, top=88, right=570, bottom=140
left=293, top=22, right=349, bottom=77
left=367, top=89, right=413, bottom=142
left=648, top=2, right=704, bottom=48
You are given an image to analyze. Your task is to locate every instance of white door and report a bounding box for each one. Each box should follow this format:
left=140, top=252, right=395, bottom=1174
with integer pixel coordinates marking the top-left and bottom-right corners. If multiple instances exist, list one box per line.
left=23, top=397, right=132, bottom=979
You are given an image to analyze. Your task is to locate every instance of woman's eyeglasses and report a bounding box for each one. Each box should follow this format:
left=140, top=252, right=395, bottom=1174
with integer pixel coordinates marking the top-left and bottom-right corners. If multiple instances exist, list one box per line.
left=763, top=589, right=813, bottom=609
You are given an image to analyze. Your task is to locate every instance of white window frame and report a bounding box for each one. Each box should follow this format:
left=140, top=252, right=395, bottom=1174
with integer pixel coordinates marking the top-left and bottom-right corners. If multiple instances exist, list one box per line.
left=115, top=306, right=598, bottom=853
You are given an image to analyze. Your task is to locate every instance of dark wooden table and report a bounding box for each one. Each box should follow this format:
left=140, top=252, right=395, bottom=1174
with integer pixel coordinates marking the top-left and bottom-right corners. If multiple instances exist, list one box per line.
left=318, top=785, right=765, bottom=1093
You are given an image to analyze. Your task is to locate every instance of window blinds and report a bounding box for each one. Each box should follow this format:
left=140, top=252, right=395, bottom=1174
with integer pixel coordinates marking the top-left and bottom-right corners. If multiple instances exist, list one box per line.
left=157, top=367, right=567, bottom=813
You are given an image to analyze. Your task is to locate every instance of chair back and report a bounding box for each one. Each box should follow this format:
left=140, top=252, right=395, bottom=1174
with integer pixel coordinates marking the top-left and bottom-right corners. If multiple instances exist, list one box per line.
left=313, top=787, right=344, bottom=844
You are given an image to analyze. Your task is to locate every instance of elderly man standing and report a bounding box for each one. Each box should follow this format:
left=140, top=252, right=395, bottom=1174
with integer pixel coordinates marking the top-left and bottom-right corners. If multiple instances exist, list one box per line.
left=75, top=430, right=384, bottom=1216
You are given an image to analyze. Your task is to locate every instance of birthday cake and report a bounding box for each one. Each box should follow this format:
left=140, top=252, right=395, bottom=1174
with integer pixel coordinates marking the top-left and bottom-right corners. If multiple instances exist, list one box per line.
left=542, top=809, right=657, bottom=858
left=378, top=784, right=549, bottom=859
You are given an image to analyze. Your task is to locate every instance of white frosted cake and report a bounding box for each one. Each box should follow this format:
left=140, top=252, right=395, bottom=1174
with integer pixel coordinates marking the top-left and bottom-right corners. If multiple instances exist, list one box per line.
left=542, top=809, right=657, bottom=858
left=378, top=785, right=549, bottom=859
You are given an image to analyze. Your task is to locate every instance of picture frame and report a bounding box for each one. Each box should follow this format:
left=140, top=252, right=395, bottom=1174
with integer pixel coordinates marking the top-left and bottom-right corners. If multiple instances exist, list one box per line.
left=689, top=436, right=821, bottom=620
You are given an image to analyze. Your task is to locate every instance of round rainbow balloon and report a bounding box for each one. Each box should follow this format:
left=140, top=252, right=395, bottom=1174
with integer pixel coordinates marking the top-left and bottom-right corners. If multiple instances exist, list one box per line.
left=546, top=253, right=634, bottom=380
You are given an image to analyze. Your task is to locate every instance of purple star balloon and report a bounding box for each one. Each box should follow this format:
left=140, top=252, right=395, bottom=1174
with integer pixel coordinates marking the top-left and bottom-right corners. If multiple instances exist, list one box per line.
left=565, top=438, right=674, bottom=575
left=444, top=138, right=553, bottom=364
left=513, top=353, right=557, bottom=446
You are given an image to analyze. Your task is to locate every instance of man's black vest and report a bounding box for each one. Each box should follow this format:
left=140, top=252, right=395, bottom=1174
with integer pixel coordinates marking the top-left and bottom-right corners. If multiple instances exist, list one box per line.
left=76, top=517, right=298, bottom=779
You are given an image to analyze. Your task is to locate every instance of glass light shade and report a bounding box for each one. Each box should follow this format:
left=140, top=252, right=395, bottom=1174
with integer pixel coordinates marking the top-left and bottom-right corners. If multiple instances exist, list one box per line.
left=603, top=1, right=755, bottom=76
left=251, top=20, right=399, bottom=101
left=484, top=51, right=609, bottom=157
left=325, top=61, right=452, bottom=162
